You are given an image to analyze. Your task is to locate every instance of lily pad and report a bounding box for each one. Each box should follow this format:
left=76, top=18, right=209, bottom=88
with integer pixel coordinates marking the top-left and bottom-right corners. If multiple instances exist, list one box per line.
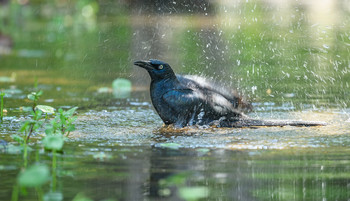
left=18, top=49, right=46, bottom=58
left=3, top=88, right=22, bottom=95
left=112, top=78, right=132, bottom=99
left=196, top=148, right=210, bottom=154
left=0, top=76, right=13, bottom=82
left=17, top=164, right=50, bottom=187
left=0, top=73, right=16, bottom=83
left=157, top=143, right=181, bottom=150
left=178, top=186, right=209, bottom=200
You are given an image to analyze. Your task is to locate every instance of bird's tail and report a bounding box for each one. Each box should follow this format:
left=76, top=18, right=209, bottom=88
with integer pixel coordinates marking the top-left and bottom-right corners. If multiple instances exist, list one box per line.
left=220, top=118, right=327, bottom=128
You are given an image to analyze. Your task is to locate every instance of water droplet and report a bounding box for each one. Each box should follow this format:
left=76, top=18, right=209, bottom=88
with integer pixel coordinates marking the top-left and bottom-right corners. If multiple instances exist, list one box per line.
left=251, top=86, right=257, bottom=94
left=322, top=44, right=330, bottom=49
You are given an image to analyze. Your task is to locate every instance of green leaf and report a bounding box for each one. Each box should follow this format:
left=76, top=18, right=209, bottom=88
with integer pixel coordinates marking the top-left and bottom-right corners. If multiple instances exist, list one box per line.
left=17, top=164, right=50, bottom=187
left=37, top=90, right=43, bottom=96
left=66, top=125, right=76, bottom=132
left=35, top=105, right=55, bottom=114
left=58, top=108, right=63, bottom=113
left=68, top=116, right=78, bottom=124
left=19, top=121, right=30, bottom=132
left=43, top=135, right=64, bottom=150
left=27, top=94, right=35, bottom=101
left=65, top=107, right=78, bottom=117
left=27, top=91, right=43, bottom=102
left=178, top=187, right=209, bottom=201
left=11, top=134, right=24, bottom=144
left=45, top=127, right=54, bottom=135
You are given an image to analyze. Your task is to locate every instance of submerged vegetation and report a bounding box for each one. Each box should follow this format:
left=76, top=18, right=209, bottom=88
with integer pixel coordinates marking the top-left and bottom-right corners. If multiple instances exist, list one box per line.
left=7, top=89, right=78, bottom=200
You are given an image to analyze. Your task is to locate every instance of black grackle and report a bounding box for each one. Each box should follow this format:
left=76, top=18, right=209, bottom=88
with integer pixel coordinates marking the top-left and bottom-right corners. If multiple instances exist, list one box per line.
left=134, top=59, right=326, bottom=128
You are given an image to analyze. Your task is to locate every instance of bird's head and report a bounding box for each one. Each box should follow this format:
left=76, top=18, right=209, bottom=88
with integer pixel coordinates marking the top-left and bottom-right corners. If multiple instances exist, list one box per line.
left=134, top=59, right=176, bottom=80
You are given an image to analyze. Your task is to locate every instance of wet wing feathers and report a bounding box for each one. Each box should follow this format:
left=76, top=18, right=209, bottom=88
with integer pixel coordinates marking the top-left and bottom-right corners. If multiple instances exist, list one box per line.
left=176, top=74, right=252, bottom=111
left=162, top=87, right=244, bottom=117
left=162, top=89, right=202, bottom=112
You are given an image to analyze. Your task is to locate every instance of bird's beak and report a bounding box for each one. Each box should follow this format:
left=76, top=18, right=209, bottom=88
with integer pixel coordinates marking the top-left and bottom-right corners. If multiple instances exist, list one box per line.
left=134, top=60, right=153, bottom=71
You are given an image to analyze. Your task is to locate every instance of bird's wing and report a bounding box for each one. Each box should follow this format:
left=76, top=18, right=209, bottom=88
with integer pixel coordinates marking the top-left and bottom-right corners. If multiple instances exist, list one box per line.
left=162, top=88, right=243, bottom=116
left=162, top=88, right=247, bottom=125
left=162, top=89, right=203, bottom=112
left=177, top=74, right=252, bottom=112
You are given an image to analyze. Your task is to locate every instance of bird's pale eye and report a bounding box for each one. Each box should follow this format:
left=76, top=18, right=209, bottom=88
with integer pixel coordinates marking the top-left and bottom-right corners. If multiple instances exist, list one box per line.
left=158, top=65, right=163, bottom=70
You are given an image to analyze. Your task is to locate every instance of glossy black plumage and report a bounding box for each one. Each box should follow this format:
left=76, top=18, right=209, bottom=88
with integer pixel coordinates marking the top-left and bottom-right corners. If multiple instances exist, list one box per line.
left=134, top=59, right=326, bottom=128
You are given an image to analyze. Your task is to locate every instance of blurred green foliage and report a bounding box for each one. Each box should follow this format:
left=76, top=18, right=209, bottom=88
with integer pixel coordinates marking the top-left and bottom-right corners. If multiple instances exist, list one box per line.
left=17, top=164, right=50, bottom=188
left=1, top=0, right=349, bottom=107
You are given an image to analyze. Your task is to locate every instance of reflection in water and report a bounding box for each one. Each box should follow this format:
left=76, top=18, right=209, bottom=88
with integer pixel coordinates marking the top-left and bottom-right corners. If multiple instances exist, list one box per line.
left=149, top=147, right=184, bottom=200
left=2, top=142, right=347, bottom=201
left=0, top=32, right=12, bottom=55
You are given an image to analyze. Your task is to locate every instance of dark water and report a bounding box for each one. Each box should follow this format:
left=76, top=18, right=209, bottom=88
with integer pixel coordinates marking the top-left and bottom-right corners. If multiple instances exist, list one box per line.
left=1, top=0, right=350, bottom=200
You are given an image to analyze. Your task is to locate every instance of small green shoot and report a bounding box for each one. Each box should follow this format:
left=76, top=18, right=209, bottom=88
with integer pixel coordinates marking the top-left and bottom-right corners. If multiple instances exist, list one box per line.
left=45, top=107, right=78, bottom=137
left=12, top=91, right=45, bottom=167
left=27, top=90, right=43, bottom=111
left=43, top=134, right=65, bottom=192
left=0, top=92, right=5, bottom=122
left=19, top=110, right=44, bottom=142
left=41, top=107, right=78, bottom=192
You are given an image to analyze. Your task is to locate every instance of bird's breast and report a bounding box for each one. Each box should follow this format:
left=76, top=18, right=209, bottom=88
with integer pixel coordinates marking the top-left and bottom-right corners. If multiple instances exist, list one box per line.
left=150, top=82, right=175, bottom=122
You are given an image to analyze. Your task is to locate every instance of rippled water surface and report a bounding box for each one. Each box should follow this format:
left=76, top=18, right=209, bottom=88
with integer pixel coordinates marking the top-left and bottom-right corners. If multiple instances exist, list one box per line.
left=1, top=0, right=350, bottom=200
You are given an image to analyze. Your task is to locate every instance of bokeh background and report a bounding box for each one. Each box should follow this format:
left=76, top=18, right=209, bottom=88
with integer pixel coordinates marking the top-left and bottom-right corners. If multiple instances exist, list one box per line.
left=1, top=0, right=349, bottom=109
